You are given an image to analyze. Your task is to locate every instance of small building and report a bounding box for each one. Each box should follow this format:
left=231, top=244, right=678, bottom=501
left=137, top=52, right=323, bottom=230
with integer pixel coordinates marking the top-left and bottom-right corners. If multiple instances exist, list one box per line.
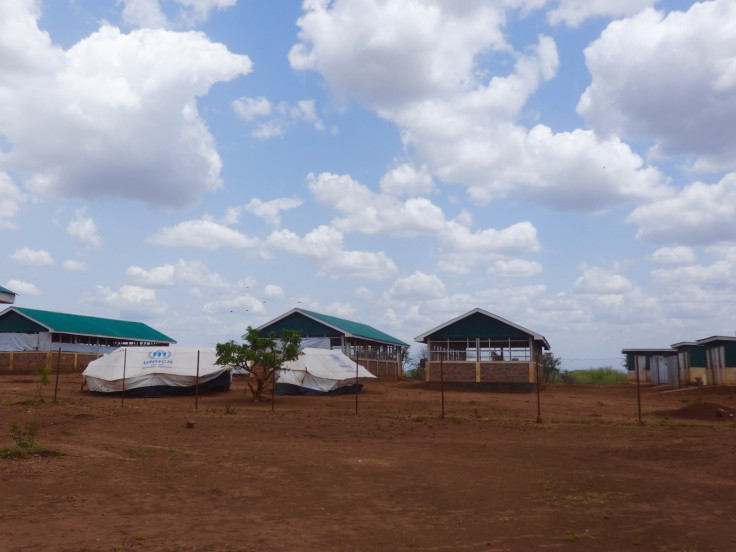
left=621, top=348, right=678, bottom=387
left=0, top=307, right=176, bottom=374
left=695, top=336, right=736, bottom=386
left=0, top=285, right=16, bottom=305
left=255, top=308, right=409, bottom=379
left=414, top=308, right=550, bottom=392
left=671, top=342, right=707, bottom=386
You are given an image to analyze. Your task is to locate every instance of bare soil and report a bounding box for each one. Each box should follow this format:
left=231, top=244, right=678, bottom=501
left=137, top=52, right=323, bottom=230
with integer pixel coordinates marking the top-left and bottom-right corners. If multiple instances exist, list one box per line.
left=2, top=375, right=736, bottom=552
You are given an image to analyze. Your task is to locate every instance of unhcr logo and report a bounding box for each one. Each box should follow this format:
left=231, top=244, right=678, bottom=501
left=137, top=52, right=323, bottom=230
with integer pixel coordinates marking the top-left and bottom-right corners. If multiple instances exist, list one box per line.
left=148, top=349, right=172, bottom=360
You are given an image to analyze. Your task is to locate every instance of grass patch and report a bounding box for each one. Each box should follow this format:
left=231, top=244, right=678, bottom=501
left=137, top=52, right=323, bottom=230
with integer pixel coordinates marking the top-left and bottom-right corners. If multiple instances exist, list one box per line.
left=557, top=367, right=628, bottom=385
left=1, top=420, right=62, bottom=459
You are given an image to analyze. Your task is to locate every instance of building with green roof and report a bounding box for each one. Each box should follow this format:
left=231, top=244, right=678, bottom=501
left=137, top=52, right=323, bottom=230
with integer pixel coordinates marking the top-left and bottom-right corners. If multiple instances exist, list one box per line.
left=0, top=285, right=16, bottom=305
left=255, top=308, right=409, bottom=378
left=0, top=306, right=175, bottom=354
left=414, top=308, right=550, bottom=391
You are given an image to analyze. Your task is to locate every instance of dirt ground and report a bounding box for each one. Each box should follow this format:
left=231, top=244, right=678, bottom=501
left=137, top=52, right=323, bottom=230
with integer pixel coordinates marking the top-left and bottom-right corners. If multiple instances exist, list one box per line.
left=1, top=375, right=736, bottom=552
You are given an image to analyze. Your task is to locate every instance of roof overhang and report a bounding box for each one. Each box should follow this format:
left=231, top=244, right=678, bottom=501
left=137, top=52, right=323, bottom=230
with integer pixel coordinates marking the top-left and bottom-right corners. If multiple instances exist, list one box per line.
left=621, top=348, right=677, bottom=355
left=696, top=336, right=736, bottom=346
left=414, top=308, right=550, bottom=350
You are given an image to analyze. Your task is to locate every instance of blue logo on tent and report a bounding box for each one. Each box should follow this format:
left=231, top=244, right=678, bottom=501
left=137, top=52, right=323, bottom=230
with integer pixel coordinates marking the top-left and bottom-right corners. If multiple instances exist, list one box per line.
left=148, top=350, right=172, bottom=360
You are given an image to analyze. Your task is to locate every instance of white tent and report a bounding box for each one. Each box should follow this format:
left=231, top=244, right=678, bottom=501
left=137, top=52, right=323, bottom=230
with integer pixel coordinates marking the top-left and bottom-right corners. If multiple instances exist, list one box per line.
left=83, top=347, right=231, bottom=397
left=276, top=348, right=376, bottom=395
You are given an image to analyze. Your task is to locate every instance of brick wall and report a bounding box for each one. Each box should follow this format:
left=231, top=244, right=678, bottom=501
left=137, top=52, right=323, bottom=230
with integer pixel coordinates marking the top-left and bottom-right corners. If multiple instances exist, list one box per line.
left=0, top=351, right=101, bottom=374
left=426, top=361, right=533, bottom=383
left=480, top=362, right=531, bottom=383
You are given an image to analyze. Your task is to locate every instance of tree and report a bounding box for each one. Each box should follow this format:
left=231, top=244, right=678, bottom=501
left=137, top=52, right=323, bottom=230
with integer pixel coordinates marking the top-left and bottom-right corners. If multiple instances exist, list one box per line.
left=403, top=345, right=428, bottom=380
left=216, top=326, right=301, bottom=402
left=542, top=352, right=562, bottom=383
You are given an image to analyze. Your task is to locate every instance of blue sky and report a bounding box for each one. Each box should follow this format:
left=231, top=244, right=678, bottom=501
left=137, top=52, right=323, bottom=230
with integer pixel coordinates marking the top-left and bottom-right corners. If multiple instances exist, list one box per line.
left=2, top=0, right=736, bottom=370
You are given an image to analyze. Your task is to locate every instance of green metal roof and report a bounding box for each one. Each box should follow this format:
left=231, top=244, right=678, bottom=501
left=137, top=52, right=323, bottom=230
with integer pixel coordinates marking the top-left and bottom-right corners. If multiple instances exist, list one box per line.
left=4, top=307, right=176, bottom=343
left=0, top=285, right=16, bottom=295
left=257, top=308, right=409, bottom=347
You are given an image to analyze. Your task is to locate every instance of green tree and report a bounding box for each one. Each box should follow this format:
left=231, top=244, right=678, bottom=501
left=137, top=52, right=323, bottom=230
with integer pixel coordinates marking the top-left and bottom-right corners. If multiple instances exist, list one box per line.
left=216, top=326, right=301, bottom=402
left=542, top=352, right=562, bottom=383
left=403, top=345, right=428, bottom=380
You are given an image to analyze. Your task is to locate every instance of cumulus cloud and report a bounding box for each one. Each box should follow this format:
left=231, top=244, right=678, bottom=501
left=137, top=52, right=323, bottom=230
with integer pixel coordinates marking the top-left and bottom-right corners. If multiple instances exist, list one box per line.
left=264, top=284, right=284, bottom=299
left=489, top=259, right=543, bottom=277
left=578, top=1, right=736, bottom=169
left=379, top=163, right=436, bottom=196
left=119, top=0, right=237, bottom=29
left=647, top=246, right=697, bottom=266
left=547, top=0, right=658, bottom=28
left=387, top=271, right=446, bottom=301
left=628, top=173, right=736, bottom=244
left=10, top=247, right=53, bottom=267
left=572, top=265, right=635, bottom=295
left=147, top=218, right=260, bottom=249
left=0, top=172, right=26, bottom=229
left=67, top=207, right=102, bottom=248
left=0, top=2, right=252, bottom=208
left=89, top=284, right=168, bottom=315
left=233, top=96, right=325, bottom=139
left=202, top=294, right=265, bottom=314
left=243, top=197, right=303, bottom=226
left=5, top=279, right=39, bottom=296
left=290, top=0, right=668, bottom=212
left=266, top=225, right=398, bottom=280
left=62, top=259, right=89, bottom=272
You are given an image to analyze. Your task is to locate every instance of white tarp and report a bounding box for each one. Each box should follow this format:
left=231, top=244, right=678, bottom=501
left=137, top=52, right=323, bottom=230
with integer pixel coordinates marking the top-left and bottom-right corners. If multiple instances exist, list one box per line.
left=276, top=348, right=376, bottom=394
left=82, top=346, right=231, bottom=394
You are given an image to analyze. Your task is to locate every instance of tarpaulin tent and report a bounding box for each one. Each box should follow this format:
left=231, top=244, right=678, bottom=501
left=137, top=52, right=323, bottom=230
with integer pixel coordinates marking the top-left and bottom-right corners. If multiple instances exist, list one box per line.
left=83, top=347, right=231, bottom=397
left=276, top=348, right=376, bottom=395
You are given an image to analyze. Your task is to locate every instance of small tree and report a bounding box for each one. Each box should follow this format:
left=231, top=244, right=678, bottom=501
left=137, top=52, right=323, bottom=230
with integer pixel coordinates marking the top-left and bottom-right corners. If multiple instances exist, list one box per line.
left=216, top=326, right=301, bottom=402
left=403, top=345, right=428, bottom=380
left=542, top=352, right=562, bottom=383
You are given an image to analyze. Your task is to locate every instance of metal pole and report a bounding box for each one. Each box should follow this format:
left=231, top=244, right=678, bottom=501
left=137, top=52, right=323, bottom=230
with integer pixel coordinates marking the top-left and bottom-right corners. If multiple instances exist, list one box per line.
left=635, top=355, right=642, bottom=425
left=355, top=347, right=359, bottom=415
left=271, top=368, right=275, bottom=412
left=440, top=351, right=445, bottom=420
left=195, top=350, right=200, bottom=410
left=54, top=346, right=61, bottom=403
left=535, top=354, right=542, bottom=423
left=121, top=348, right=127, bottom=408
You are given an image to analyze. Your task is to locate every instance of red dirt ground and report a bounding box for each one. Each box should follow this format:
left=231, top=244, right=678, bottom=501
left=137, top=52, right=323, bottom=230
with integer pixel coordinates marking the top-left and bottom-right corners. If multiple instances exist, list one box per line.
left=2, top=375, right=736, bottom=552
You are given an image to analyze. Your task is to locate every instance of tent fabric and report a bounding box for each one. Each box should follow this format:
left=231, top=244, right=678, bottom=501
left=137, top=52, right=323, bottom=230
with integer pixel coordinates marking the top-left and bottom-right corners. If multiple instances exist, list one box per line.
left=82, top=347, right=231, bottom=396
left=275, top=348, right=375, bottom=395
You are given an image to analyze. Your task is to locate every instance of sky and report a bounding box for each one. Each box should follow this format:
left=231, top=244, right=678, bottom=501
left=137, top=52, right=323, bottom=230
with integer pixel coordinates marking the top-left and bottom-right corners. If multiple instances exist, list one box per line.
left=2, top=0, right=735, bottom=370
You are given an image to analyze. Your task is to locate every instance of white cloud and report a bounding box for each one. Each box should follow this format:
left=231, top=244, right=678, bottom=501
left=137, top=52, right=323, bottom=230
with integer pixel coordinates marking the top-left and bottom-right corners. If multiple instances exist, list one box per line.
left=290, top=1, right=668, bottom=212
left=202, top=294, right=265, bottom=314
left=126, top=259, right=229, bottom=288
left=266, top=225, right=398, bottom=280
left=233, top=97, right=325, bottom=139
left=578, top=1, right=736, bottom=169
left=62, top=259, right=89, bottom=272
left=119, top=0, right=237, bottom=29
left=379, top=163, right=436, bottom=196
left=572, top=265, right=635, bottom=295
left=547, top=0, right=658, bottom=28
left=0, top=3, right=252, bottom=208
left=147, top=219, right=260, bottom=249
left=89, top=284, right=168, bottom=314
left=324, top=301, right=355, bottom=318
left=628, top=173, right=736, bottom=244
left=437, top=221, right=541, bottom=274
left=10, top=247, right=53, bottom=267
left=232, top=96, right=272, bottom=120
left=244, top=197, right=303, bottom=227
left=387, top=271, right=446, bottom=301
left=489, top=259, right=543, bottom=277
left=647, top=246, right=697, bottom=266
left=264, top=284, right=284, bottom=299
left=5, top=279, right=39, bottom=296
left=67, top=207, right=102, bottom=248
left=0, top=172, right=26, bottom=229
left=652, top=260, right=733, bottom=289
